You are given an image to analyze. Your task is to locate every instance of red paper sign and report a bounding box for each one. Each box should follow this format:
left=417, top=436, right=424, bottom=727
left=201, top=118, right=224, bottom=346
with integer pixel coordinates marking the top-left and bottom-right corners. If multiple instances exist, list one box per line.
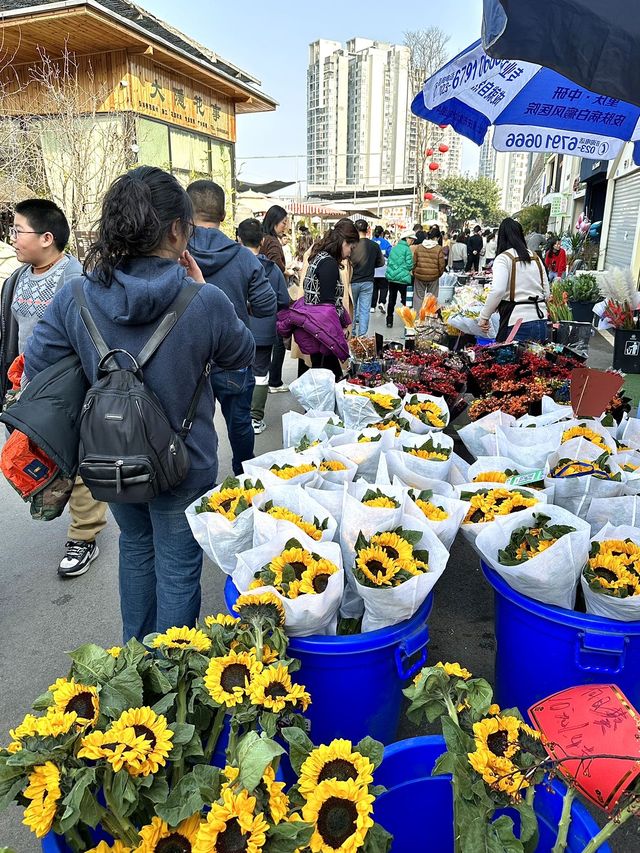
left=529, top=685, right=640, bottom=812
left=570, top=368, right=624, bottom=418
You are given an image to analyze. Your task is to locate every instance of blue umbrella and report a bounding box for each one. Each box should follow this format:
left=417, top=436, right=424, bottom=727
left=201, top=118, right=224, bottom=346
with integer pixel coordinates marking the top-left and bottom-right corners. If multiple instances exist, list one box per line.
left=482, top=0, right=640, bottom=109
left=412, top=40, right=640, bottom=161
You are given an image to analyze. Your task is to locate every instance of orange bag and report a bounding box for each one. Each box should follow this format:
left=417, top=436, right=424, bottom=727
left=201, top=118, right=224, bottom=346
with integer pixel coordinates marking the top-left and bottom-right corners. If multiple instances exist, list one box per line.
left=1, top=429, right=59, bottom=499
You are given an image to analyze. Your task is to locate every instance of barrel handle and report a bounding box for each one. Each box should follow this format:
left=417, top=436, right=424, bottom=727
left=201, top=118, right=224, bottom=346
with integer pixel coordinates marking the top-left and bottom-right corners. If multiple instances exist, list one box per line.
left=576, top=631, right=627, bottom=674
left=395, top=622, right=430, bottom=681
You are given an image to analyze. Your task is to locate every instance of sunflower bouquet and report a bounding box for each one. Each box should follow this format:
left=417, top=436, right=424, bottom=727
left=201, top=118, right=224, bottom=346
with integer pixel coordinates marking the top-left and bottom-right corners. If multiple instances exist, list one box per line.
left=252, top=485, right=337, bottom=546
left=233, top=532, right=345, bottom=636
left=315, top=450, right=358, bottom=487
left=349, top=521, right=449, bottom=630
left=475, top=506, right=590, bottom=608
left=323, top=428, right=394, bottom=482
left=561, top=424, right=614, bottom=453
left=545, top=438, right=626, bottom=519
left=406, top=489, right=468, bottom=550
left=243, top=448, right=323, bottom=488
left=338, top=380, right=402, bottom=430
left=187, top=477, right=265, bottom=574
left=460, top=487, right=539, bottom=525
left=402, top=393, right=449, bottom=434
left=581, top=526, right=640, bottom=622
left=0, top=598, right=324, bottom=853
left=370, top=416, right=411, bottom=435
left=615, top=451, right=640, bottom=495
left=360, top=487, right=401, bottom=509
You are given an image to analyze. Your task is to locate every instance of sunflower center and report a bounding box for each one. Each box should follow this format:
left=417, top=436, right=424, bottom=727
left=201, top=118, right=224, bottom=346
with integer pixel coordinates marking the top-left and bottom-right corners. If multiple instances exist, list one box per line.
left=221, top=664, right=250, bottom=693
left=365, top=560, right=386, bottom=574
left=133, top=724, right=157, bottom=749
left=318, top=758, right=358, bottom=784
left=487, top=730, right=510, bottom=757
left=171, top=638, right=190, bottom=645
left=156, top=835, right=192, bottom=853
left=265, top=683, right=289, bottom=699
left=65, top=692, right=95, bottom=719
left=220, top=499, right=235, bottom=511
left=289, top=561, right=308, bottom=580
left=313, top=574, right=330, bottom=593
left=317, top=797, right=358, bottom=849
left=216, top=817, right=247, bottom=853
left=595, top=568, right=618, bottom=583
left=380, top=546, right=399, bottom=559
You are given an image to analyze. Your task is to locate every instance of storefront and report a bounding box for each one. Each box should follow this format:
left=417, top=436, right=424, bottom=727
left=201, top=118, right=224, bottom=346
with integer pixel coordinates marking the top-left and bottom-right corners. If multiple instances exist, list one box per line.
left=0, top=0, right=276, bottom=230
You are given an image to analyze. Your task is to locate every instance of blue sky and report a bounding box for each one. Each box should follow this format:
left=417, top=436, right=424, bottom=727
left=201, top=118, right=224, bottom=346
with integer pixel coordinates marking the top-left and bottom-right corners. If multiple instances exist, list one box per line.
left=143, top=0, right=484, bottom=188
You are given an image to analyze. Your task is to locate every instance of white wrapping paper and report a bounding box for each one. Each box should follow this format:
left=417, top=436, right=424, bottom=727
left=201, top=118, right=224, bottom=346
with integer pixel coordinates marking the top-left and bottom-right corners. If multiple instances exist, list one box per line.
left=455, top=483, right=546, bottom=549
left=405, top=491, right=468, bottom=550
left=243, top=448, right=322, bottom=488
left=491, top=422, right=565, bottom=469
left=289, top=369, right=337, bottom=413
left=186, top=488, right=255, bottom=575
left=252, top=484, right=338, bottom=546
left=336, top=380, right=402, bottom=429
left=586, top=496, right=640, bottom=535
left=282, top=411, right=333, bottom=448
left=458, top=411, right=517, bottom=459
left=388, top=431, right=455, bottom=483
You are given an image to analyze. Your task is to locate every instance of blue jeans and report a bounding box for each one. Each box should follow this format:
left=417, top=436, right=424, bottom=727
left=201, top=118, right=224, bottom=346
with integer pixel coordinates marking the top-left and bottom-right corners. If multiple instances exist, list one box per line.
left=511, top=319, right=548, bottom=343
left=351, top=281, right=374, bottom=335
left=110, top=486, right=211, bottom=641
left=210, top=367, right=255, bottom=475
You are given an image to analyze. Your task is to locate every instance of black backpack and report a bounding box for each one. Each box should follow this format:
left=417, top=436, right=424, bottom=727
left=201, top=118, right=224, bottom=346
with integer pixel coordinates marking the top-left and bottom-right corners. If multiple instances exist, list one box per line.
left=73, top=280, right=210, bottom=503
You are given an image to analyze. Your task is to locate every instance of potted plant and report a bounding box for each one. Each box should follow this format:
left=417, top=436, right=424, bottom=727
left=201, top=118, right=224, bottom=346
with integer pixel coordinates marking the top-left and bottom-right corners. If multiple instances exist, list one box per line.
left=564, top=273, right=601, bottom=323
left=600, top=268, right=640, bottom=373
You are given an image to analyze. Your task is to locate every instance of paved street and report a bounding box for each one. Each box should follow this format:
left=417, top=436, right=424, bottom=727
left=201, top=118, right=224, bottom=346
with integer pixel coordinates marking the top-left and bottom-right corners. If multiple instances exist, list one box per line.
left=0, top=316, right=636, bottom=851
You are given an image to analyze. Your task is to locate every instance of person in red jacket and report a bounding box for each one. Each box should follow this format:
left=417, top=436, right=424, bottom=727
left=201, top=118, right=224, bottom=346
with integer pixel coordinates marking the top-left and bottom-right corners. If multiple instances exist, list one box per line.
left=545, top=239, right=568, bottom=282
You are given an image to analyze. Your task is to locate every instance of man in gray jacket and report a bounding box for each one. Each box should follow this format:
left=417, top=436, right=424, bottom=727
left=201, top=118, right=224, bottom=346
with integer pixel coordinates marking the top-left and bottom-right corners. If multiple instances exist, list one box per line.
left=0, top=199, right=107, bottom=578
left=186, top=181, right=276, bottom=473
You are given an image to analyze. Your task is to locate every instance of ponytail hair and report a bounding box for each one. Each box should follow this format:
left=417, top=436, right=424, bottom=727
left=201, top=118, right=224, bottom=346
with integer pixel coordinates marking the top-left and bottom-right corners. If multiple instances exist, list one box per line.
left=85, top=166, right=193, bottom=284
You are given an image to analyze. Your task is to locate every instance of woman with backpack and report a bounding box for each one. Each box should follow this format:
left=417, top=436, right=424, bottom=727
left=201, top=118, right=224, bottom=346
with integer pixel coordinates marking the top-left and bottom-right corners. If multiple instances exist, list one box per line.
left=24, top=166, right=255, bottom=641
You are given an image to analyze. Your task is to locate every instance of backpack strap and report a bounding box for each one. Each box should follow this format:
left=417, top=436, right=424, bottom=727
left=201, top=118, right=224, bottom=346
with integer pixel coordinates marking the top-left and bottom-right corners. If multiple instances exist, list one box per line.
left=509, top=252, right=517, bottom=301
left=73, top=279, right=115, bottom=366
left=136, top=284, right=201, bottom=368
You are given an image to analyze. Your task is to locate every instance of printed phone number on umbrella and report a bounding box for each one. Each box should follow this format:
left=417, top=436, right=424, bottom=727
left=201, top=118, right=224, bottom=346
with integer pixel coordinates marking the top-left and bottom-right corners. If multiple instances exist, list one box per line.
left=503, top=132, right=609, bottom=155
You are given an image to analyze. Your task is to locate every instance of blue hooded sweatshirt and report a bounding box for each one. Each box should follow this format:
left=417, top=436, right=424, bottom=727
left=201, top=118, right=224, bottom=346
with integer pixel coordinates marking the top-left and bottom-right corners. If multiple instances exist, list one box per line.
left=24, top=256, right=255, bottom=491
left=250, top=255, right=290, bottom=346
left=188, top=226, right=276, bottom=330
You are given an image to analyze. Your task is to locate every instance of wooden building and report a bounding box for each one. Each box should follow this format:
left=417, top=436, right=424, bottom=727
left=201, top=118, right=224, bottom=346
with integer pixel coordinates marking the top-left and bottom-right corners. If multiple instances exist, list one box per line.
left=0, top=0, right=277, bottom=226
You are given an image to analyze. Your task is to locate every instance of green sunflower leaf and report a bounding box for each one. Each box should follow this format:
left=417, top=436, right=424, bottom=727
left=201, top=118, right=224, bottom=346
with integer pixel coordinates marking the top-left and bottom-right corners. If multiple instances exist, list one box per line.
left=138, top=771, right=170, bottom=805
left=490, top=815, right=525, bottom=852
left=266, top=818, right=314, bottom=853
left=516, top=801, right=540, bottom=853
left=465, top=679, right=494, bottom=718
left=67, top=644, right=116, bottom=685
left=57, top=767, right=98, bottom=831
left=0, top=759, right=26, bottom=809
left=156, top=765, right=220, bottom=825
left=99, top=667, right=144, bottom=719
left=236, top=731, right=285, bottom=792
left=441, top=715, right=475, bottom=757
left=354, top=736, right=384, bottom=769
left=362, top=821, right=393, bottom=852
left=281, top=726, right=314, bottom=775
left=31, top=690, right=54, bottom=712
left=120, top=637, right=149, bottom=668
left=109, top=768, right=138, bottom=817
left=170, top=722, right=196, bottom=746
left=145, top=664, right=178, bottom=695
left=259, top=712, right=279, bottom=739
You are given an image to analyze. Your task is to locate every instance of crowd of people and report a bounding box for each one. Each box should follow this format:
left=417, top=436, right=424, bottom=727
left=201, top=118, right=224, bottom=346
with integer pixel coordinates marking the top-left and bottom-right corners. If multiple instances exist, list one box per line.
left=0, top=167, right=561, bottom=638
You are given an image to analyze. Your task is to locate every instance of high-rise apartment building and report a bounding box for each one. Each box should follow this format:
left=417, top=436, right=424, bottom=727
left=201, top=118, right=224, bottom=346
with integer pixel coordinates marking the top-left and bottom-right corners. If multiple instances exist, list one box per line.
left=478, top=127, right=528, bottom=214
left=309, top=38, right=448, bottom=194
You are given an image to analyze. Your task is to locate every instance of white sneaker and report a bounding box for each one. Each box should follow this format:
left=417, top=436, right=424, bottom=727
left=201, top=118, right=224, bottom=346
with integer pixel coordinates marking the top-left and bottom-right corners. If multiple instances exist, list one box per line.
left=370, top=307, right=375, bottom=313
left=268, top=384, right=289, bottom=394
left=252, top=419, right=267, bottom=434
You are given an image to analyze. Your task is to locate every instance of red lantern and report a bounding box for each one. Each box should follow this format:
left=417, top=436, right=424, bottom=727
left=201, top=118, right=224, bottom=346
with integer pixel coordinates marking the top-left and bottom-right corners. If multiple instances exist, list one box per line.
left=439, top=124, right=448, bottom=129
left=429, top=162, right=440, bottom=171
left=426, top=148, right=434, bottom=156
left=438, top=144, right=449, bottom=153
left=424, top=192, right=435, bottom=201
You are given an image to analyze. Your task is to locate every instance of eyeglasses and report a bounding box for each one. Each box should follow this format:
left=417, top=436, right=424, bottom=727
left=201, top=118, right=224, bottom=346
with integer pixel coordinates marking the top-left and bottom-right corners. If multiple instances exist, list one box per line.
left=9, top=227, right=45, bottom=239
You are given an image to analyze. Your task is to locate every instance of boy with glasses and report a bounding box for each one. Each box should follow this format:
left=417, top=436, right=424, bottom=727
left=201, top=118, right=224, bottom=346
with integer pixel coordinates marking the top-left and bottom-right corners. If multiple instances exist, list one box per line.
left=1, top=199, right=107, bottom=578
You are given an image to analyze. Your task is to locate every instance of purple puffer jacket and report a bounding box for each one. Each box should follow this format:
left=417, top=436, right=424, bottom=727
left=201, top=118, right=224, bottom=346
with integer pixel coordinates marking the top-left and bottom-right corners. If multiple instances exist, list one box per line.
left=277, top=298, right=351, bottom=361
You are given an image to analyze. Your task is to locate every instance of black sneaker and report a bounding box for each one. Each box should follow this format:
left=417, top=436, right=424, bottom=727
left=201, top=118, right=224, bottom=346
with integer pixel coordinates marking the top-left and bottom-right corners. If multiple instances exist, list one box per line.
left=58, top=540, right=99, bottom=578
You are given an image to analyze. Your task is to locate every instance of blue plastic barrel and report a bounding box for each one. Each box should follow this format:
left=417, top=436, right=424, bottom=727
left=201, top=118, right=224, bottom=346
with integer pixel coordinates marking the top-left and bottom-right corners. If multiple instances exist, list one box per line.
left=476, top=336, right=495, bottom=346
left=375, top=736, right=610, bottom=852
left=483, top=563, right=640, bottom=714
left=224, top=578, right=432, bottom=745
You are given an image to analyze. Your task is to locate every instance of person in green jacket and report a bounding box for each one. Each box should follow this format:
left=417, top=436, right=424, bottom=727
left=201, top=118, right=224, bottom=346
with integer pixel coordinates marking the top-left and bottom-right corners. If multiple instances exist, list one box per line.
left=386, top=231, right=416, bottom=327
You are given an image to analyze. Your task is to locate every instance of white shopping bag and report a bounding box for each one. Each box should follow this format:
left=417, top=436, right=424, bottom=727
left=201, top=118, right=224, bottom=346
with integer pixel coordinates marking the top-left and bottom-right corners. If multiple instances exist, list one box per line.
left=336, top=380, right=402, bottom=429
left=458, top=411, right=517, bottom=459
left=384, top=452, right=456, bottom=496
left=586, top=496, right=640, bottom=535
left=315, top=448, right=358, bottom=488
left=492, top=422, right=565, bottom=469
left=619, top=418, right=640, bottom=450
left=282, top=411, right=333, bottom=448
left=354, top=516, right=450, bottom=631
left=544, top=437, right=625, bottom=519
left=405, top=490, right=468, bottom=550
left=289, top=369, right=337, bottom=413
left=581, top=523, right=640, bottom=622
left=306, top=485, right=346, bottom=537
left=475, top=506, right=590, bottom=609
left=252, top=484, right=338, bottom=546
left=449, top=453, right=471, bottom=487
left=455, top=483, right=546, bottom=549
left=233, top=530, right=344, bottom=636
left=389, top=431, right=455, bottom=483
left=401, top=394, right=450, bottom=435
left=186, top=486, right=256, bottom=574
left=243, top=448, right=322, bottom=488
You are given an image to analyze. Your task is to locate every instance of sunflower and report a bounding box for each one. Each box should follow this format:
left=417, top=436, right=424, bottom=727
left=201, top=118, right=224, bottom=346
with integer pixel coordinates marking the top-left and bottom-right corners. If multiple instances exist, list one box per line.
left=204, top=649, right=263, bottom=707
left=151, top=626, right=212, bottom=653
left=468, top=748, right=527, bottom=799
left=436, top=662, right=472, bottom=680
left=361, top=496, right=398, bottom=508
left=136, top=813, right=201, bottom=853
left=345, top=389, right=398, bottom=412
left=270, top=462, right=317, bottom=480
left=299, top=560, right=338, bottom=595
left=473, top=471, right=508, bottom=483
left=463, top=489, right=537, bottom=524
left=22, top=761, right=61, bottom=838
left=78, top=706, right=173, bottom=777
left=355, top=546, right=399, bottom=587
left=86, top=842, right=131, bottom=853
left=266, top=506, right=323, bottom=541
left=193, top=787, right=269, bottom=853
left=7, top=709, right=78, bottom=753
left=204, top=614, right=241, bottom=629
left=269, top=547, right=318, bottom=584
left=206, top=487, right=263, bottom=521
left=233, top=592, right=286, bottom=627
left=319, top=460, right=348, bottom=472
left=415, top=499, right=449, bottom=522
left=407, top=448, right=450, bottom=461
left=405, top=400, right=446, bottom=428
left=370, top=531, right=414, bottom=563
left=302, top=778, right=374, bottom=853
left=562, top=425, right=609, bottom=451
left=473, top=716, right=522, bottom=761
left=50, top=678, right=99, bottom=727
left=248, top=664, right=311, bottom=713
left=105, top=647, right=122, bottom=658
left=262, top=765, right=290, bottom=824
left=298, top=740, right=374, bottom=797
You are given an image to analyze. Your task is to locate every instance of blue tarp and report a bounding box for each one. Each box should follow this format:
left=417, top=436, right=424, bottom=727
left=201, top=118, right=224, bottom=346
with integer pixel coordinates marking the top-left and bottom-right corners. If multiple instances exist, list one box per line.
left=482, top=0, right=640, bottom=109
